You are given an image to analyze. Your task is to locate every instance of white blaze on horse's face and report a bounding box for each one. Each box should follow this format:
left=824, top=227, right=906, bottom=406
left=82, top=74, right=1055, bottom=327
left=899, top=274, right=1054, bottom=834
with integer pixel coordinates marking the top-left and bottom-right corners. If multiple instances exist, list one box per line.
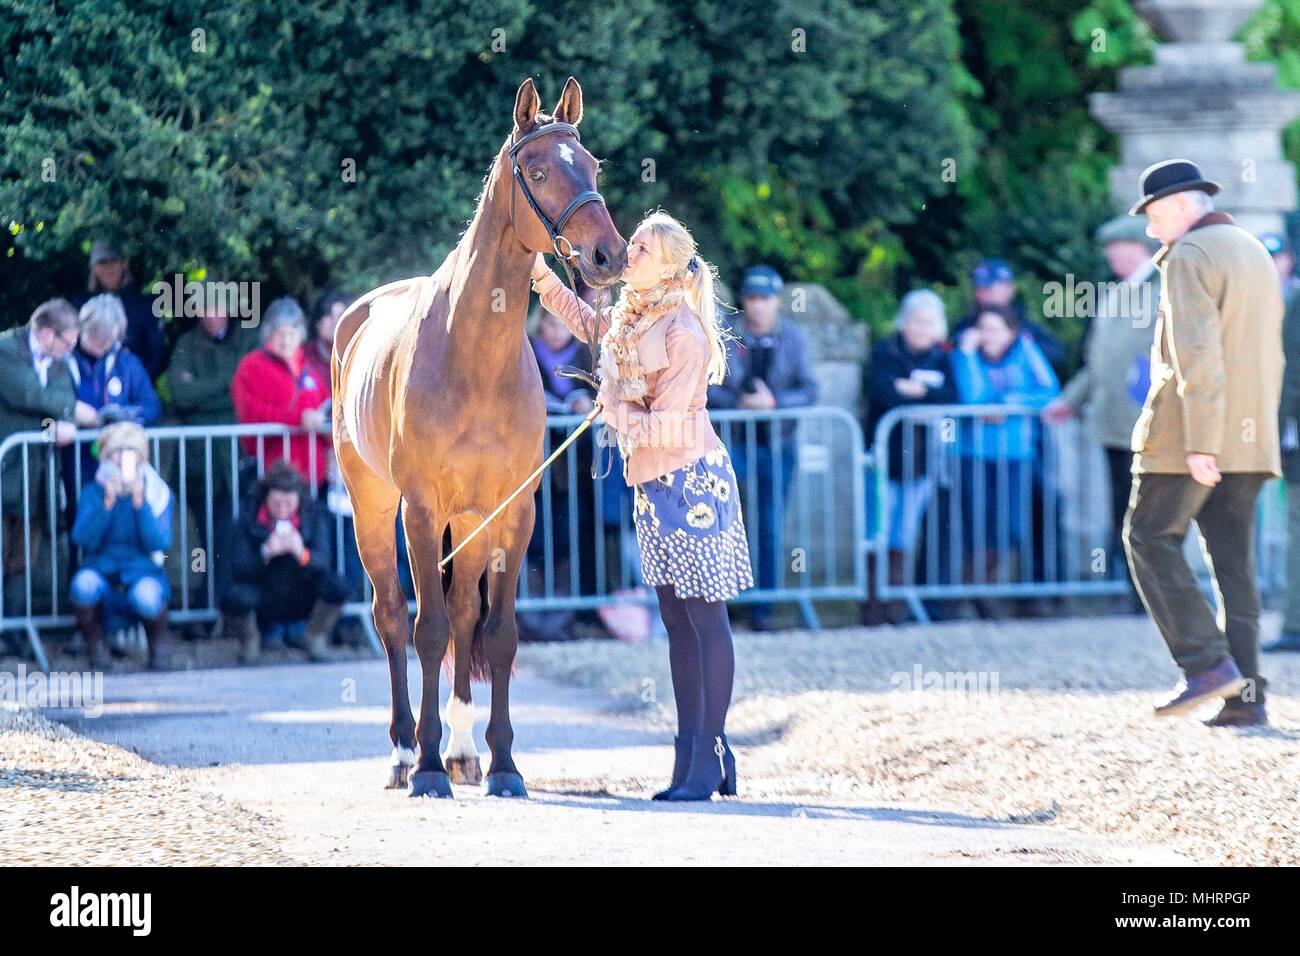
left=557, top=141, right=576, bottom=165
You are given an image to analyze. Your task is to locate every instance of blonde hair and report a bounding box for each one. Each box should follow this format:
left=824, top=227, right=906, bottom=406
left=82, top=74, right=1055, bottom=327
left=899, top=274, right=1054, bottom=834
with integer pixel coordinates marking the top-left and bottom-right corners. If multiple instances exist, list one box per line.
left=632, top=211, right=731, bottom=384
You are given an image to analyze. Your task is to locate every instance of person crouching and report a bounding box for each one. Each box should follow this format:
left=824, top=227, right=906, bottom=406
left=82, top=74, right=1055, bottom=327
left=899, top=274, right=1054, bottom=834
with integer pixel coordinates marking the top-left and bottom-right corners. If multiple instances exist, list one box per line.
left=70, top=422, right=174, bottom=670
left=222, top=460, right=348, bottom=664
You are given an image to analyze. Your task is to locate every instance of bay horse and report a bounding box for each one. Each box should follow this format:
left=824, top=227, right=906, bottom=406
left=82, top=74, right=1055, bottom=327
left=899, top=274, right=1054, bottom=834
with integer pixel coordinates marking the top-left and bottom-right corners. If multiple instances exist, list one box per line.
left=331, top=77, right=626, bottom=797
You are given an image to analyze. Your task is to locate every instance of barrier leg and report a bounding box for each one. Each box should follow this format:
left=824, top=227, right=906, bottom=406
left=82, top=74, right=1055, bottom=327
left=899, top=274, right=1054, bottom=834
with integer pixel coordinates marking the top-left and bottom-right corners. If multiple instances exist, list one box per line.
left=797, top=597, right=820, bottom=631
left=904, top=593, right=930, bottom=624
left=25, top=622, right=49, bottom=674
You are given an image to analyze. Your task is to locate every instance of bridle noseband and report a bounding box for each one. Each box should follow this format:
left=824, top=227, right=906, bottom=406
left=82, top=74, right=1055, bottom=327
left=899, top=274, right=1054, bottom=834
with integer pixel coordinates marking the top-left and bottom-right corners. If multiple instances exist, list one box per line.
left=508, top=121, right=605, bottom=261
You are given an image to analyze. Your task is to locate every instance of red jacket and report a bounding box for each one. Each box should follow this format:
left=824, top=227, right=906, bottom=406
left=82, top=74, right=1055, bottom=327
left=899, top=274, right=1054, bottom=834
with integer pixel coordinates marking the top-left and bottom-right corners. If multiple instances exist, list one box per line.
left=230, top=347, right=332, bottom=483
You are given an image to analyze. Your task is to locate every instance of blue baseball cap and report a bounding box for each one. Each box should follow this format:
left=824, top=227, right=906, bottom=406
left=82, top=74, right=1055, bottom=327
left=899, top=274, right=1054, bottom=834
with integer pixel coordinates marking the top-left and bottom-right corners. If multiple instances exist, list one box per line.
left=741, top=265, right=784, bottom=298
left=1260, top=232, right=1290, bottom=255
left=971, top=258, right=1014, bottom=288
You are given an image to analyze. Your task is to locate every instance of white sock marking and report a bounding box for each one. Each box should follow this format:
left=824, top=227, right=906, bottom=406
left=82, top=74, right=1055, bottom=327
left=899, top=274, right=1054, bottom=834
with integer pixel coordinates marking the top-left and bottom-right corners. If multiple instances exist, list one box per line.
left=444, top=695, right=479, bottom=762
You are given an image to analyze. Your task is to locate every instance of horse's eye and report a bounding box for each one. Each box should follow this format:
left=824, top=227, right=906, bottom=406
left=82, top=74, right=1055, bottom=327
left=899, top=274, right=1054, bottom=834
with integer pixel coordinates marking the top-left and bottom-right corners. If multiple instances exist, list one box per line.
left=529, top=169, right=545, bottom=182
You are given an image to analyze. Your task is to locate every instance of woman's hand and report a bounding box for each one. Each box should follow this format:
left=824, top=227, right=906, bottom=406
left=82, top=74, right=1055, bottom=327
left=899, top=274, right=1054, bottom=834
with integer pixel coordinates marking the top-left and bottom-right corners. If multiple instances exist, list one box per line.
left=99, top=469, right=123, bottom=509
left=958, top=328, right=982, bottom=355
left=894, top=377, right=927, bottom=399
left=129, top=475, right=145, bottom=509
left=531, top=253, right=550, bottom=283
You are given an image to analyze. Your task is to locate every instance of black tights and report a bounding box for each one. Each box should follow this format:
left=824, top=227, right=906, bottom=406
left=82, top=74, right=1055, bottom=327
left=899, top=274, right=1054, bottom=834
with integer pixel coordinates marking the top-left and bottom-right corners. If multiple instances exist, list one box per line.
left=655, top=584, right=735, bottom=737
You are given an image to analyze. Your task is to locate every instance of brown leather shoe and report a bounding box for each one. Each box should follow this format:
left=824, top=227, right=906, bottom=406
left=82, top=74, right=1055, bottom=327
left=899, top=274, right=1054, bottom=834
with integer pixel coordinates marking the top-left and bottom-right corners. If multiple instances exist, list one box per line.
left=143, top=610, right=176, bottom=671
left=226, top=612, right=261, bottom=665
left=304, top=600, right=343, bottom=662
left=1204, top=700, right=1268, bottom=728
left=74, top=604, right=112, bottom=671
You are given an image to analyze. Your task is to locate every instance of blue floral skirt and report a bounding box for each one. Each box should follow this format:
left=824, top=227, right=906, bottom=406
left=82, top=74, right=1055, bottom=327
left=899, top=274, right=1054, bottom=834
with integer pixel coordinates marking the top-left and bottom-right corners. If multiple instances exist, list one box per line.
left=633, top=443, right=755, bottom=602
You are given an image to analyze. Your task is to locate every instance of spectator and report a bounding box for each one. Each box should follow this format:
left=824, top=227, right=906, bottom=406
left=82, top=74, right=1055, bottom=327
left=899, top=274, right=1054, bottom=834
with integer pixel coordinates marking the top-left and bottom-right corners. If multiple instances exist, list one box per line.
left=1260, top=232, right=1300, bottom=301
left=1265, top=263, right=1300, bottom=653
left=951, top=259, right=1066, bottom=370
left=72, top=294, right=162, bottom=428
left=862, top=290, right=958, bottom=625
left=69, top=422, right=174, bottom=670
left=951, top=304, right=1060, bottom=610
left=230, top=297, right=331, bottom=485
left=304, top=289, right=349, bottom=398
left=168, top=299, right=255, bottom=604
left=1043, top=215, right=1159, bottom=608
left=532, top=306, right=596, bottom=415
left=63, top=294, right=164, bottom=538
left=0, top=300, right=97, bottom=575
left=221, top=460, right=347, bottom=664
left=707, top=265, right=818, bottom=631
left=73, top=241, right=167, bottom=379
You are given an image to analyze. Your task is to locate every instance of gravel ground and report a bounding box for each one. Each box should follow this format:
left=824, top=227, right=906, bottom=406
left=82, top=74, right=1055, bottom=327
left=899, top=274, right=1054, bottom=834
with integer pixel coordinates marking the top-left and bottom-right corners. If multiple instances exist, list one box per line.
left=517, top=613, right=1300, bottom=866
left=0, top=707, right=290, bottom=866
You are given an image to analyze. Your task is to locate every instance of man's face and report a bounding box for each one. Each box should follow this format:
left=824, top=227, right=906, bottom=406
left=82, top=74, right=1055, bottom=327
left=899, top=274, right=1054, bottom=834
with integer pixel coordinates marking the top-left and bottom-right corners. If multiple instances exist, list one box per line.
left=265, top=489, right=300, bottom=521
left=1104, top=240, right=1151, bottom=279
left=974, top=280, right=1015, bottom=307
left=1144, top=193, right=1201, bottom=245
left=93, top=258, right=128, bottom=291
left=200, top=309, right=230, bottom=338
left=317, top=303, right=344, bottom=347
left=36, top=325, right=78, bottom=360
left=742, top=294, right=778, bottom=333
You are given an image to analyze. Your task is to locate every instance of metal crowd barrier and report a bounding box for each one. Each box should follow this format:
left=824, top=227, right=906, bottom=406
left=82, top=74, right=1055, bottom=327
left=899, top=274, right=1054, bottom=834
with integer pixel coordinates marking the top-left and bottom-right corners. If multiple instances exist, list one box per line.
left=1, top=407, right=867, bottom=668
left=868, top=404, right=1288, bottom=622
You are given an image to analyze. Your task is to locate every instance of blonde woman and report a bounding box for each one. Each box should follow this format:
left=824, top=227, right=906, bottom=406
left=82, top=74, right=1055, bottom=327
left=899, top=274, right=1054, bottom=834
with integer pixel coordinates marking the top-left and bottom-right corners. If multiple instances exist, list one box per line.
left=532, top=211, right=755, bottom=800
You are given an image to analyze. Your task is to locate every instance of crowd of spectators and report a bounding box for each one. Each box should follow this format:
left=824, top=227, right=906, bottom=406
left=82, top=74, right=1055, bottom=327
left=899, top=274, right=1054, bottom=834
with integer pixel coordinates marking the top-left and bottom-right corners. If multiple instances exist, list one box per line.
left=4, top=224, right=1300, bottom=659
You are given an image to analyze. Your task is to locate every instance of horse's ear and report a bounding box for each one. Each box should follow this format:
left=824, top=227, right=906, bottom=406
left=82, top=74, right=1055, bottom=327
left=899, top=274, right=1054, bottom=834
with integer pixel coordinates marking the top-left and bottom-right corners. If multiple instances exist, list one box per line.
left=513, top=78, right=541, bottom=134
left=552, top=76, right=584, bottom=127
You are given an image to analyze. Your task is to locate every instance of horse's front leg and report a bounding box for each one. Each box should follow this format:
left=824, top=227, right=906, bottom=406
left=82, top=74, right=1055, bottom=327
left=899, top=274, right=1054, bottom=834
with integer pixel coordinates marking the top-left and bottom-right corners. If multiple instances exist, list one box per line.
left=403, top=501, right=454, bottom=798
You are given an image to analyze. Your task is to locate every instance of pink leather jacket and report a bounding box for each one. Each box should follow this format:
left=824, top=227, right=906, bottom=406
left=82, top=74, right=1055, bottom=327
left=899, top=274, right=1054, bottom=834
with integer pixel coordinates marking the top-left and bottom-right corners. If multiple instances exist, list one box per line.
left=533, top=270, right=723, bottom=486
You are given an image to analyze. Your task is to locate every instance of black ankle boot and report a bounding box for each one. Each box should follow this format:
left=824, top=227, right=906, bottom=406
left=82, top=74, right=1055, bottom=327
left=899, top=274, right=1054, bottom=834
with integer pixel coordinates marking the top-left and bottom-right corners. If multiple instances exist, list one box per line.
left=652, top=735, right=693, bottom=801
left=665, top=734, right=727, bottom=801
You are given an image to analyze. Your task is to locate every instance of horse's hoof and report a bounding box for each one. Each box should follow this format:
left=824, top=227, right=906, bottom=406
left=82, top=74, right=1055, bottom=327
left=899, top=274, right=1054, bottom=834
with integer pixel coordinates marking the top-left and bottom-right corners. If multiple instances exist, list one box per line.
left=446, top=755, right=483, bottom=786
left=485, top=771, right=529, bottom=798
left=409, top=770, right=453, bottom=798
left=386, top=763, right=412, bottom=790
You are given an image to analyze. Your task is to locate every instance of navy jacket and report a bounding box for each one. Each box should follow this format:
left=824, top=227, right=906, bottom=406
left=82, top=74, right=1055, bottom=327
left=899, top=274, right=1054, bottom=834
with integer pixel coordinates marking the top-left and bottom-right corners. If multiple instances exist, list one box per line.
left=865, top=333, right=958, bottom=481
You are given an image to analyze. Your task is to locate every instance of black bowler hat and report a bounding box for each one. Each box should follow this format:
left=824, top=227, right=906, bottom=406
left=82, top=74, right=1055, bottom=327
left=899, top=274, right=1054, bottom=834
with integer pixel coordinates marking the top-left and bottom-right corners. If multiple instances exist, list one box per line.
left=1128, top=159, right=1222, bottom=215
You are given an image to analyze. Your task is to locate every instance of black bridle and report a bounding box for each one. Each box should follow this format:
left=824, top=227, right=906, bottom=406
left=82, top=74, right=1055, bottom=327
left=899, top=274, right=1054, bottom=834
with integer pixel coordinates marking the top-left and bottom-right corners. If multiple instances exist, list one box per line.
left=508, top=121, right=605, bottom=263
left=508, top=120, right=610, bottom=401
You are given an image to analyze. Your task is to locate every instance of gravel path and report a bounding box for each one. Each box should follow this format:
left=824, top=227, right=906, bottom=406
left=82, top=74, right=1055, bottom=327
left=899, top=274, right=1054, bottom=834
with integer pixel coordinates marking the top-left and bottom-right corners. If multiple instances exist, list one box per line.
left=518, top=614, right=1300, bottom=865
left=0, top=708, right=289, bottom=865
left=1, top=626, right=1200, bottom=866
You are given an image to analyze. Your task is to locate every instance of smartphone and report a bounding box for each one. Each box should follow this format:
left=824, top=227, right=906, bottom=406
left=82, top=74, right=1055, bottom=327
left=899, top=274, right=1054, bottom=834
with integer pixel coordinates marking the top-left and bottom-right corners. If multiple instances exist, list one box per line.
left=275, top=519, right=293, bottom=538
left=119, top=448, right=138, bottom=482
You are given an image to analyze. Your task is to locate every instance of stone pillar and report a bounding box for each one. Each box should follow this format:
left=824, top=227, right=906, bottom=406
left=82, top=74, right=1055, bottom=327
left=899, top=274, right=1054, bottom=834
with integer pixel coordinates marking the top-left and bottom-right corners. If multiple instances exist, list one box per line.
left=1089, top=0, right=1300, bottom=235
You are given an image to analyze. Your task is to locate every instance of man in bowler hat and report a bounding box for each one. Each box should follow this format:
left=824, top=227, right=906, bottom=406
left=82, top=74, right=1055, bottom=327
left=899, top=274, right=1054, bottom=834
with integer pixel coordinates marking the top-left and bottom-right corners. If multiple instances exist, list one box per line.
left=1123, top=159, right=1285, bottom=726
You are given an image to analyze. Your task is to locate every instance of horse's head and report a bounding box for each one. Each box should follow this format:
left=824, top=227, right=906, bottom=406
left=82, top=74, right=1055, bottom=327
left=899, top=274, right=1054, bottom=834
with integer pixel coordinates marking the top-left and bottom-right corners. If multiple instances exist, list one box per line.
left=506, top=77, right=627, bottom=288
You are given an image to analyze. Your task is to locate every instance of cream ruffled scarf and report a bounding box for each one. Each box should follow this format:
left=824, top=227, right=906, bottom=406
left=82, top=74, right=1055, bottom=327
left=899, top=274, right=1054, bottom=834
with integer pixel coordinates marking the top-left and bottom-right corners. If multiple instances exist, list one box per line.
left=596, top=275, right=689, bottom=475
left=598, top=275, right=688, bottom=405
